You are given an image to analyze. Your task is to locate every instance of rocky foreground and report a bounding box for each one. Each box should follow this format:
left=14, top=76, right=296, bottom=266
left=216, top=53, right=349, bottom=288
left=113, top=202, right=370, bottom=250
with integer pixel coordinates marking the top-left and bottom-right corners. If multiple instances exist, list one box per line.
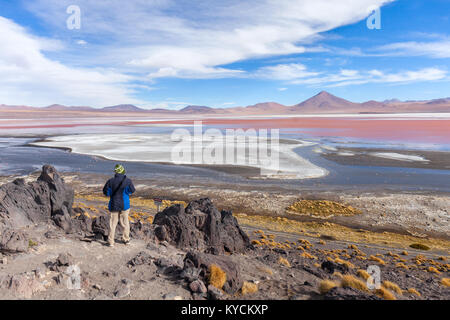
left=0, top=166, right=449, bottom=300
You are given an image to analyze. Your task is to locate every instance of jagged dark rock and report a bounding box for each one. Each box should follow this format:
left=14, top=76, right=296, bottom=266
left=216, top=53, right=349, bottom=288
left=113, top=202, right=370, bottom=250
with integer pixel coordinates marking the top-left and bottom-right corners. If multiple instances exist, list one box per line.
left=56, top=253, right=74, bottom=266
left=52, top=207, right=72, bottom=233
left=71, top=212, right=93, bottom=234
left=130, top=221, right=156, bottom=241
left=128, top=251, right=153, bottom=267
left=153, top=198, right=250, bottom=254
left=183, top=251, right=243, bottom=294
left=0, top=165, right=74, bottom=230
left=92, top=216, right=110, bottom=240
left=321, top=260, right=349, bottom=274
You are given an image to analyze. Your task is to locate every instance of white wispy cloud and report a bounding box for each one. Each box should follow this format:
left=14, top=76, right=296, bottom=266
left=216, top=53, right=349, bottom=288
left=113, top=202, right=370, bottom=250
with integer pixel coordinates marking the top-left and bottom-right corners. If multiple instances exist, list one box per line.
left=24, top=0, right=392, bottom=78
left=3, top=0, right=396, bottom=106
left=375, top=40, right=450, bottom=58
left=254, top=63, right=321, bottom=80
left=0, top=17, right=143, bottom=107
left=290, top=67, right=447, bottom=87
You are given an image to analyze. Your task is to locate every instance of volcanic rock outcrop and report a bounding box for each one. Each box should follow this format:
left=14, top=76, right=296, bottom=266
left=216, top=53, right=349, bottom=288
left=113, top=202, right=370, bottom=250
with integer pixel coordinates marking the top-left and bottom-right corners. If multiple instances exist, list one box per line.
left=153, top=198, right=250, bottom=254
left=183, top=251, right=243, bottom=295
left=0, top=165, right=74, bottom=231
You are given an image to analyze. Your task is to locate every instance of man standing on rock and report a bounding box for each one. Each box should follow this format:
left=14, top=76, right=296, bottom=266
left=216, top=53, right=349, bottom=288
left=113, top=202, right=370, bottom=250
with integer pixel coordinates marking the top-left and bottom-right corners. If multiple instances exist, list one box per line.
left=103, top=164, right=136, bottom=247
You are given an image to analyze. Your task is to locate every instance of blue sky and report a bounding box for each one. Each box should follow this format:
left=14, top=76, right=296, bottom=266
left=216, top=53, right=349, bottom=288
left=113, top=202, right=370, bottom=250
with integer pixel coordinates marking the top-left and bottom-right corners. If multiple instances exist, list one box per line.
left=0, top=0, right=449, bottom=108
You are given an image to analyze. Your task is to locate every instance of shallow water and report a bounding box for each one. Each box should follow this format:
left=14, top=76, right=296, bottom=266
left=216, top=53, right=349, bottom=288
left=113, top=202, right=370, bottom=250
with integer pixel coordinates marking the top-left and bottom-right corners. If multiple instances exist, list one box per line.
left=1, top=133, right=449, bottom=193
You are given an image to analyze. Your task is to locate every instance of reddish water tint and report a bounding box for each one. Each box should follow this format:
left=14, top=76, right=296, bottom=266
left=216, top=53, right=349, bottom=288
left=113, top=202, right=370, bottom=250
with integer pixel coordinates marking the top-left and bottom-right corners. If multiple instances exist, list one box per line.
left=137, top=118, right=450, bottom=144
left=0, top=117, right=449, bottom=145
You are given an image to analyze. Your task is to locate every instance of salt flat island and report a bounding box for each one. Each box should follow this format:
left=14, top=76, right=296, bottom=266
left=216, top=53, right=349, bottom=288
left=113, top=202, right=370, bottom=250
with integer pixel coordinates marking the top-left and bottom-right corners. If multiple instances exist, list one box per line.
left=31, top=133, right=328, bottom=180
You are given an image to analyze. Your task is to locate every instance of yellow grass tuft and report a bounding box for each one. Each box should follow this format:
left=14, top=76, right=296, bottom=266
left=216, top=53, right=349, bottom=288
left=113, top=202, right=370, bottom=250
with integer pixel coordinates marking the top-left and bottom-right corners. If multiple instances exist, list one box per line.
left=208, top=264, right=227, bottom=289
left=334, top=258, right=355, bottom=269
left=401, top=250, right=408, bottom=256
left=301, top=252, right=318, bottom=260
left=409, top=243, right=430, bottom=251
left=369, top=255, right=386, bottom=265
left=314, top=263, right=321, bottom=268
left=340, top=275, right=368, bottom=292
left=278, top=257, right=291, bottom=268
left=441, top=278, right=450, bottom=287
left=382, top=281, right=403, bottom=295
left=437, top=256, right=446, bottom=261
left=407, top=288, right=421, bottom=297
left=319, top=280, right=338, bottom=294
left=251, top=240, right=261, bottom=246
left=332, top=271, right=344, bottom=279
left=241, top=281, right=258, bottom=295
left=298, top=239, right=312, bottom=246
left=427, top=266, right=440, bottom=274
left=375, top=287, right=396, bottom=300
left=356, top=269, right=371, bottom=281
left=319, top=240, right=326, bottom=245
left=395, top=262, right=409, bottom=270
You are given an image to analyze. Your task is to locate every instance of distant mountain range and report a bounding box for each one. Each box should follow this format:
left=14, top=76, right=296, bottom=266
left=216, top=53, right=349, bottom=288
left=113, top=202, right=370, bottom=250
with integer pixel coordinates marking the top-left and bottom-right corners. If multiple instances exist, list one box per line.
left=1, top=91, right=449, bottom=117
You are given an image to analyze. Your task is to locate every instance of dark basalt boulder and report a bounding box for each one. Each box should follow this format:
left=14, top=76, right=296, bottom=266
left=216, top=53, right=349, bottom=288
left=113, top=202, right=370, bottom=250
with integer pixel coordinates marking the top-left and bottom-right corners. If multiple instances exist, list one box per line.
left=153, top=198, right=250, bottom=254
left=0, top=165, right=74, bottom=230
left=183, top=251, right=243, bottom=295
left=92, top=215, right=110, bottom=240
left=91, top=215, right=155, bottom=241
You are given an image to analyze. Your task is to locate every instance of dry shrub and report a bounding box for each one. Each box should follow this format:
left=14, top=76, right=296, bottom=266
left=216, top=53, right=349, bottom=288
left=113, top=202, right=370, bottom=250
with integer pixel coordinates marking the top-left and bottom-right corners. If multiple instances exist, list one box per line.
left=357, top=269, right=371, bottom=281
left=340, top=275, right=368, bottom=292
left=278, top=257, right=291, bottom=268
left=241, top=281, right=258, bottom=295
left=369, top=255, right=386, bottom=265
left=298, top=239, right=312, bottom=246
left=334, top=258, right=355, bottom=269
left=407, top=288, right=421, bottom=297
left=301, top=252, right=318, bottom=260
left=375, top=287, right=396, bottom=300
left=319, top=280, right=338, bottom=294
left=251, top=240, right=261, bottom=246
left=427, top=266, right=440, bottom=274
left=409, top=243, right=430, bottom=251
left=208, top=264, right=227, bottom=289
left=395, top=262, right=409, bottom=270
left=441, top=278, right=450, bottom=287
left=382, top=281, right=403, bottom=295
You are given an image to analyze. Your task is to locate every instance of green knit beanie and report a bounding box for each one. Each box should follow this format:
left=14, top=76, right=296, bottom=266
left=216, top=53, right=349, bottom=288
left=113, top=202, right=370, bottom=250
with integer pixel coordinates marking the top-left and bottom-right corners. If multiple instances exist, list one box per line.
left=114, top=164, right=125, bottom=174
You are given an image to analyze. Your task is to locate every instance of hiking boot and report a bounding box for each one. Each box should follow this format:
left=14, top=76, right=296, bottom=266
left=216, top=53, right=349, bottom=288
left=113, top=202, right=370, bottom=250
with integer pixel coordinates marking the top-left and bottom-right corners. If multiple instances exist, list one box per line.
left=123, top=240, right=131, bottom=245
left=108, top=242, right=115, bottom=247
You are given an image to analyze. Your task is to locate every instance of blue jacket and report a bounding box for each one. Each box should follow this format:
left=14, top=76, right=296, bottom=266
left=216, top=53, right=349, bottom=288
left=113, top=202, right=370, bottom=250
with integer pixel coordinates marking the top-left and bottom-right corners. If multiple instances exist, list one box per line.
left=103, top=173, right=136, bottom=211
